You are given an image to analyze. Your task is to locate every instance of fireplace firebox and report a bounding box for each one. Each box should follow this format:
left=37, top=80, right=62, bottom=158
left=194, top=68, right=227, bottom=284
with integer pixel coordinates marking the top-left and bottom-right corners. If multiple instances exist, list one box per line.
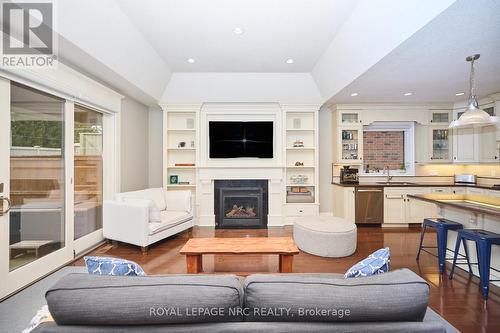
left=214, top=180, right=268, bottom=229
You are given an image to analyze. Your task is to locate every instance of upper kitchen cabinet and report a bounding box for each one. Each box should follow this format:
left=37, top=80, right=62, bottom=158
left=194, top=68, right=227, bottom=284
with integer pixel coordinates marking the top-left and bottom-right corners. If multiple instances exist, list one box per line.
left=430, top=126, right=452, bottom=162
left=336, top=110, right=363, bottom=126
left=416, top=124, right=452, bottom=163
left=452, top=127, right=477, bottom=163
left=332, top=108, right=363, bottom=164
left=428, top=110, right=452, bottom=125
left=451, top=105, right=499, bottom=163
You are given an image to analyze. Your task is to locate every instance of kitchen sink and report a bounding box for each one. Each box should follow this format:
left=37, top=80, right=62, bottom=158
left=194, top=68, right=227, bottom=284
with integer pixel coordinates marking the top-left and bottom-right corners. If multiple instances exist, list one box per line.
left=376, top=181, right=416, bottom=185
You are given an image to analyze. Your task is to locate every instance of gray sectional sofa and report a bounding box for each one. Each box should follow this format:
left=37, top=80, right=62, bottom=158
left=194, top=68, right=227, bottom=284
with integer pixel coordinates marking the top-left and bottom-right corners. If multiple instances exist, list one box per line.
left=33, top=268, right=449, bottom=332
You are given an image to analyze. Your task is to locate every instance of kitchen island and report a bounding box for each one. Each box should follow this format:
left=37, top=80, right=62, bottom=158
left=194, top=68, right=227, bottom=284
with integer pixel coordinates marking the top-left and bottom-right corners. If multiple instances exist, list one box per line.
left=408, top=193, right=500, bottom=286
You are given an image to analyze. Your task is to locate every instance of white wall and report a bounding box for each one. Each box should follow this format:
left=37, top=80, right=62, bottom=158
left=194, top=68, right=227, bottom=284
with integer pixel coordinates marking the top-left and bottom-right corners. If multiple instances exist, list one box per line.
left=57, top=0, right=172, bottom=104
left=161, top=73, right=322, bottom=104
left=120, top=97, right=150, bottom=191
left=319, top=107, right=333, bottom=214
left=148, top=108, right=163, bottom=188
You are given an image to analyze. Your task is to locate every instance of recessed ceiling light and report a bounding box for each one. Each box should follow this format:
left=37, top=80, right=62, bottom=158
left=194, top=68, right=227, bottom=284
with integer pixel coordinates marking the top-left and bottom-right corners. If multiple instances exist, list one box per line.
left=350, top=93, right=359, bottom=97
left=187, top=58, right=195, bottom=64
left=233, top=27, right=243, bottom=35
left=455, top=92, right=465, bottom=96
left=403, top=92, right=413, bottom=96
left=286, top=58, right=294, bottom=64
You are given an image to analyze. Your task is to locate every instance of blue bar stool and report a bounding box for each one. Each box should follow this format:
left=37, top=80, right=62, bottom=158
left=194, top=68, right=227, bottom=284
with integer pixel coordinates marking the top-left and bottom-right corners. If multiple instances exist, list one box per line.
left=416, top=218, right=465, bottom=274
left=449, top=229, right=500, bottom=300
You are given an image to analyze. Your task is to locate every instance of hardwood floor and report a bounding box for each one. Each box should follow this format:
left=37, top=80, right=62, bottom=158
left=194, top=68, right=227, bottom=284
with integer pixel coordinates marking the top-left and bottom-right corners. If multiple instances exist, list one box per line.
left=71, top=226, right=500, bottom=333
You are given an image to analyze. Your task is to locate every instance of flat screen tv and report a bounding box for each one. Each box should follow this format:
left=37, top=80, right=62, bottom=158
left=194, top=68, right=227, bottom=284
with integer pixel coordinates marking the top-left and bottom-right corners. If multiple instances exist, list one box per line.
left=209, top=121, right=273, bottom=158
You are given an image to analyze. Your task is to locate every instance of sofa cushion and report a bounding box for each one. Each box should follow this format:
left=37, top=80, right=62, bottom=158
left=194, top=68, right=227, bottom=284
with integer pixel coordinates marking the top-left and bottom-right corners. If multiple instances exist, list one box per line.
left=148, top=211, right=192, bottom=235
left=117, top=188, right=167, bottom=211
left=345, top=247, right=390, bottom=278
left=83, top=256, right=145, bottom=276
left=46, top=274, right=244, bottom=325
left=243, top=269, right=429, bottom=322
left=122, top=198, right=161, bottom=222
left=165, top=190, right=191, bottom=213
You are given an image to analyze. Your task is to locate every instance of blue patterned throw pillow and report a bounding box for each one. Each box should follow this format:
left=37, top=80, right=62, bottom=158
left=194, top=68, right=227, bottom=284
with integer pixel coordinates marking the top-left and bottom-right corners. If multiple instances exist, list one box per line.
left=344, top=247, right=390, bottom=278
left=84, top=256, right=146, bottom=276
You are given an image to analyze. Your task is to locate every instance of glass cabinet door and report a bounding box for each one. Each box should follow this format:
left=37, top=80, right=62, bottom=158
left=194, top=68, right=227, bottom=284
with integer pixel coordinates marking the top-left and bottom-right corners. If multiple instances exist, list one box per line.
left=340, top=112, right=360, bottom=124
left=341, top=129, right=360, bottom=161
left=431, top=128, right=450, bottom=160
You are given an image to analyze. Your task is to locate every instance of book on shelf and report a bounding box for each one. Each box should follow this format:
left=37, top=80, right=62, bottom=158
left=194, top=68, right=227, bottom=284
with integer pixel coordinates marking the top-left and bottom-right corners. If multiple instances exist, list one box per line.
left=174, top=163, right=195, bottom=166
left=178, top=181, right=190, bottom=185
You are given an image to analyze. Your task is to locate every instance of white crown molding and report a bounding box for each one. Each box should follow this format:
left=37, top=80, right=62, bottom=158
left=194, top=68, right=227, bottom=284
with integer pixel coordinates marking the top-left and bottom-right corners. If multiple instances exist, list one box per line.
left=328, top=103, right=453, bottom=111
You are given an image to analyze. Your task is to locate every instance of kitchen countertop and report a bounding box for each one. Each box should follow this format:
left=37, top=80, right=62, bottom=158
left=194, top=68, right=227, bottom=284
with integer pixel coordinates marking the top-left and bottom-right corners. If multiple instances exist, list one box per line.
left=332, top=182, right=500, bottom=191
left=407, top=194, right=500, bottom=217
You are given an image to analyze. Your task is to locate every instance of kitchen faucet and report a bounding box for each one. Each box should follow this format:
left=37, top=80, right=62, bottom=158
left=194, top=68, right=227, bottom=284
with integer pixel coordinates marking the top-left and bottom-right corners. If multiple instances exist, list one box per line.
left=384, top=165, right=393, bottom=182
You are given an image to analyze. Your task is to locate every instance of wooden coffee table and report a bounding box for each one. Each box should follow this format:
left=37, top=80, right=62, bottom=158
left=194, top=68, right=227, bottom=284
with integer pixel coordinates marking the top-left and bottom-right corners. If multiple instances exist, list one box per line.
left=180, top=237, right=299, bottom=274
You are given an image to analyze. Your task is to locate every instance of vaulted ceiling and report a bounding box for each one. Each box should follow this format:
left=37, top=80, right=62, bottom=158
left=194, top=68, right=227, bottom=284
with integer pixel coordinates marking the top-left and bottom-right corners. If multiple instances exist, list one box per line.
left=38, top=0, right=499, bottom=106
left=117, top=0, right=359, bottom=72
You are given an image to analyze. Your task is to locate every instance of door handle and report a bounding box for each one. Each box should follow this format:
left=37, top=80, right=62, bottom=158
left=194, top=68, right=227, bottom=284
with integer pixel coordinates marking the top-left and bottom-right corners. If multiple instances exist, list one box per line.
left=0, top=196, right=11, bottom=216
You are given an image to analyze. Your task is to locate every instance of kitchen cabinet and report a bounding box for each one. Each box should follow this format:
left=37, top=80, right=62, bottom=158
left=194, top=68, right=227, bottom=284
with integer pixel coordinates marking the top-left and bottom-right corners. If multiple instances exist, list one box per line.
left=331, top=109, right=363, bottom=165
left=451, top=105, right=499, bottom=163
left=406, top=189, right=437, bottom=223
left=452, top=127, right=477, bottom=163
left=429, top=126, right=452, bottom=162
left=429, top=111, right=451, bottom=125
left=344, top=187, right=355, bottom=223
left=383, top=189, right=406, bottom=225
left=384, top=188, right=440, bottom=225
left=478, top=125, right=499, bottom=162
left=338, top=111, right=363, bottom=125
left=332, top=185, right=355, bottom=223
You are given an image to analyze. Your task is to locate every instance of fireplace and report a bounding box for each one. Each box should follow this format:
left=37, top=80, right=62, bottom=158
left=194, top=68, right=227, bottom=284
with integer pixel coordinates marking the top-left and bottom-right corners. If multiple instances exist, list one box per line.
left=214, top=180, right=268, bottom=229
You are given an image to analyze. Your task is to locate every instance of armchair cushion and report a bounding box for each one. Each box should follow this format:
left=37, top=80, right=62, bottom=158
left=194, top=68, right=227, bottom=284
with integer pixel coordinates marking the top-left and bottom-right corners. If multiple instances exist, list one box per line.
left=117, top=188, right=167, bottom=211
left=165, top=190, right=192, bottom=213
left=148, top=211, right=192, bottom=235
left=122, top=198, right=161, bottom=222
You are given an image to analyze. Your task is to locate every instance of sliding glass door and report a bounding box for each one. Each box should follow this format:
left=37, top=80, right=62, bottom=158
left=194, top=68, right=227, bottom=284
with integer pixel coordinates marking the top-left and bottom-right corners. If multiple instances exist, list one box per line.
left=73, top=105, right=104, bottom=251
left=0, top=78, right=115, bottom=299
left=0, top=79, right=73, bottom=298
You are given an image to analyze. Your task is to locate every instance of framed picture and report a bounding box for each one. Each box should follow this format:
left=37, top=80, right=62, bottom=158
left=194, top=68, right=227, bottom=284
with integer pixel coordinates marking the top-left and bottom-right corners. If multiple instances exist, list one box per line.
left=169, top=175, right=179, bottom=184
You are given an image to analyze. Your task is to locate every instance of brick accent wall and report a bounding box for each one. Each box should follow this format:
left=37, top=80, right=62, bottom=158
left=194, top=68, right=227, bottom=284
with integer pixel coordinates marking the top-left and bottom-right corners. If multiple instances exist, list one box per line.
left=363, top=131, right=404, bottom=170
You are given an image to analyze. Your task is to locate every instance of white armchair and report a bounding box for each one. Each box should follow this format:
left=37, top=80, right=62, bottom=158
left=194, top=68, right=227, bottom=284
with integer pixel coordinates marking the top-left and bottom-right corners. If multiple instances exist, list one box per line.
left=103, top=188, right=193, bottom=253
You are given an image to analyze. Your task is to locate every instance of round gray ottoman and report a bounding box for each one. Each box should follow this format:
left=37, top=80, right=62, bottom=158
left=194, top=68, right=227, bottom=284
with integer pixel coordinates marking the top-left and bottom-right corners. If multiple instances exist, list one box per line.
left=293, top=216, right=357, bottom=257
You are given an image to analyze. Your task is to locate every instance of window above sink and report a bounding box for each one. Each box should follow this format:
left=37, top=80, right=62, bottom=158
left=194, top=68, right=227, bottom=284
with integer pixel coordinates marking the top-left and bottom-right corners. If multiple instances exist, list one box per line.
left=362, top=122, right=415, bottom=177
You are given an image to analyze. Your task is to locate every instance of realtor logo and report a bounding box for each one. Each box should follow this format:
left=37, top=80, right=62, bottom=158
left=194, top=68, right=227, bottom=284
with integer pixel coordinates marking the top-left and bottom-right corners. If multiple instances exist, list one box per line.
left=1, top=1, right=57, bottom=68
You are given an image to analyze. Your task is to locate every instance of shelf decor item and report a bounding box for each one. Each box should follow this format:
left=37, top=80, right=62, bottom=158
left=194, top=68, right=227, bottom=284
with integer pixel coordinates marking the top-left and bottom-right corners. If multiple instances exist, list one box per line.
left=174, top=163, right=195, bottom=166
left=178, top=141, right=186, bottom=148
left=169, top=175, right=179, bottom=184
left=293, top=138, right=304, bottom=147
left=290, top=174, right=308, bottom=184
left=294, top=161, right=304, bottom=166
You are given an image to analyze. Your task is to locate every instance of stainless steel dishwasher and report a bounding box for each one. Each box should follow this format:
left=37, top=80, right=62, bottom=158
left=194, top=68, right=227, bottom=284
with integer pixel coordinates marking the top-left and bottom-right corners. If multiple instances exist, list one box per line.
left=355, top=187, right=384, bottom=224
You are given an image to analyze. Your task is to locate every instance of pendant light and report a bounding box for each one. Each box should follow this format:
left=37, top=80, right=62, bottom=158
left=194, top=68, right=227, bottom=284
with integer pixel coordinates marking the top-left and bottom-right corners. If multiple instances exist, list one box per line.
left=449, top=54, right=499, bottom=128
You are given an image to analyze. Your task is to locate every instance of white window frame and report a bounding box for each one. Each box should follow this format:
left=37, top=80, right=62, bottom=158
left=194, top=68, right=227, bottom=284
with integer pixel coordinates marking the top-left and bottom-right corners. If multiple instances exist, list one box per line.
left=361, top=121, right=415, bottom=176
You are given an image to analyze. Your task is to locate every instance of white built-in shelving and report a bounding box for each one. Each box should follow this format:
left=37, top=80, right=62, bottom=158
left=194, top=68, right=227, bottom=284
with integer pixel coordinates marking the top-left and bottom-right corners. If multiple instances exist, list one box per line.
left=283, top=107, right=319, bottom=210
left=162, top=108, right=199, bottom=190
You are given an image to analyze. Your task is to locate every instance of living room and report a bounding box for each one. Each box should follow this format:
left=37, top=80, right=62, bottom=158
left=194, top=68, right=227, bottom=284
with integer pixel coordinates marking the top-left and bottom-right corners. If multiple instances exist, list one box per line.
left=0, top=0, right=500, bottom=332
